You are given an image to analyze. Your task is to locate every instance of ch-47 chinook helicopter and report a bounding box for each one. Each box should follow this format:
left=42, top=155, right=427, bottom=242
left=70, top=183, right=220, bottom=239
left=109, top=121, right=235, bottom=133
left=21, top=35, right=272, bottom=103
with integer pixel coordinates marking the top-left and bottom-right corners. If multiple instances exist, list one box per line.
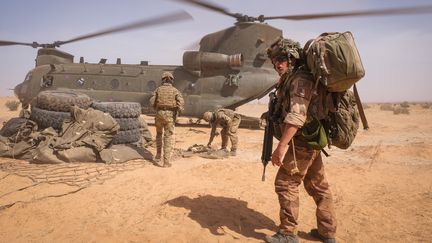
left=4, top=0, right=432, bottom=121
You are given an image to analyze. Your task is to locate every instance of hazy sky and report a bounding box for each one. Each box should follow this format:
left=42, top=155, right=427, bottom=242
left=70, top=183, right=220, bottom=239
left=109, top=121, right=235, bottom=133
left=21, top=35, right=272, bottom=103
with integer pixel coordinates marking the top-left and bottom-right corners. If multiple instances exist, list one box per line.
left=1, top=0, right=431, bottom=102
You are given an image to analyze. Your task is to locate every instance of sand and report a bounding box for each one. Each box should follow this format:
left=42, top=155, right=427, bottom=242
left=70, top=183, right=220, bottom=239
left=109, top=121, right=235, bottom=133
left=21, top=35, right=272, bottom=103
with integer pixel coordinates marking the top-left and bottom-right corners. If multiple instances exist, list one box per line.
left=0, top=96, right=431, bottom=243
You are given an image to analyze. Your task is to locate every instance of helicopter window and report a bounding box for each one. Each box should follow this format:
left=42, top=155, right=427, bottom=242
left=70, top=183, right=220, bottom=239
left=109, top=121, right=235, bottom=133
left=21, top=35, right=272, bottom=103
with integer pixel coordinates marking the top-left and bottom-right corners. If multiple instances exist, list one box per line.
left=24, top=71, right=33, bottom=82
left=41, top=75, right=53, bottom=88
left=76, top=78, right=85, bottom=86
left=185, top=82, right=196, bottom=94
left=111, top=79, right=120, bottom=89
left=147, top=80, right=156, bottom=92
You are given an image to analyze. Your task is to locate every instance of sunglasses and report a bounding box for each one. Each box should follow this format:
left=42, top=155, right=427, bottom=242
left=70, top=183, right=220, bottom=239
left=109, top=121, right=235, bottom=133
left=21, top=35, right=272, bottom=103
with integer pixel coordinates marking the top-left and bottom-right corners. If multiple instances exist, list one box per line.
left=273, top=55, right=288, bottom=63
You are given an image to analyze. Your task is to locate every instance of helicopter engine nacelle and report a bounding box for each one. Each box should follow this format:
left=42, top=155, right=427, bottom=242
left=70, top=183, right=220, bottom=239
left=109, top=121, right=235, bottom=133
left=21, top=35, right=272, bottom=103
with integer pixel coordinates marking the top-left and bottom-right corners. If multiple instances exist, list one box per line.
left=182, top=51, right=243, bottom=73
left=36, top=48, right=74, bottom=67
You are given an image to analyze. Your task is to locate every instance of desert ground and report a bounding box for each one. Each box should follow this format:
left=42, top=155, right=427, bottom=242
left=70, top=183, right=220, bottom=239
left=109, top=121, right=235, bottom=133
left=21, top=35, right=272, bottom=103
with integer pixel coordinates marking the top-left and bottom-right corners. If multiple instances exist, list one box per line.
left=0, top=96, right=431, bottom=243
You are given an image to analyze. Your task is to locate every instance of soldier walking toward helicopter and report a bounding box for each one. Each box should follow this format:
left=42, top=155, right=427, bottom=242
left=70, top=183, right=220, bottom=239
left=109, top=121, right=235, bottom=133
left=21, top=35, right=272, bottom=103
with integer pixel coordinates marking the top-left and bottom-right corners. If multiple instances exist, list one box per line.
left=151, top=72, right=184, bottom=167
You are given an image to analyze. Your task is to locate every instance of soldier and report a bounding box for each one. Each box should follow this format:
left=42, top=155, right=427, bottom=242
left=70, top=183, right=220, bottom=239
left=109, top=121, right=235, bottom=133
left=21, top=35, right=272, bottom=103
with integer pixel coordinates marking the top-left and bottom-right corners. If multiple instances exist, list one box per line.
left=150, top=72, right=184, bottom=167
left=264, top=38, right=337, bottom=243
left=202, top=108, right=241, bottom=156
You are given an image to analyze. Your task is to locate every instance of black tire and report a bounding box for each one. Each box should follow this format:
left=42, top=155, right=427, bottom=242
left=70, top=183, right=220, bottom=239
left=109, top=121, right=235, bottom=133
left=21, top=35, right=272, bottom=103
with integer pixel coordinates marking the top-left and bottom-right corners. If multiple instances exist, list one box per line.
left=115, top=118, right=140, bottom=131
left=91, top=102, right=141, bottom=118
left=30, top=107, right=71, bottom=130
left=112, top=129, right=141, bottom=145
left=0, top=117, right=28, bottom=137
left=35, top=90, right=92, bottom=112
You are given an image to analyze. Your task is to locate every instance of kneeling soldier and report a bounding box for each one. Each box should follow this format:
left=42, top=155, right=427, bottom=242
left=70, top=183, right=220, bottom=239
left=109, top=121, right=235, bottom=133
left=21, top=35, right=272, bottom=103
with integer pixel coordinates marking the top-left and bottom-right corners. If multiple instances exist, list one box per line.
left=202, top=108, right=241, bottom=156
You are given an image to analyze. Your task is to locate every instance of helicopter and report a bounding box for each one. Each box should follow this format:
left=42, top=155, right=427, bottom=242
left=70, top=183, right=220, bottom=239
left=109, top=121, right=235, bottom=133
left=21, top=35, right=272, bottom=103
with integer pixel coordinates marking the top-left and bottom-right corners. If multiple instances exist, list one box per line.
left=3, top=0, right=432, bottom=121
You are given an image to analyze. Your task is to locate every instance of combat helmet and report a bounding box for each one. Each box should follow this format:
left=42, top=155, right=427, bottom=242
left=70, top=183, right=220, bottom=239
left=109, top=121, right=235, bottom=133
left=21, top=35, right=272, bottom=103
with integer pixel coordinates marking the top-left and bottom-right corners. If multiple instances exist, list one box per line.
left=161, top=72, right=174, bottom=82
left=202, top=111, right=214, bottom=122
left=267, top=37, right=302, bottom=62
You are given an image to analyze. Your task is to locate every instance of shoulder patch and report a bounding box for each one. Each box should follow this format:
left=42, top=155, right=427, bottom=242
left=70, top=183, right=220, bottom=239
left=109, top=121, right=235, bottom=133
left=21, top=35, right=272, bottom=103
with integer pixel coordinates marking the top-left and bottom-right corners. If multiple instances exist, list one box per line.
left=292, top=77, right=314, bottom=99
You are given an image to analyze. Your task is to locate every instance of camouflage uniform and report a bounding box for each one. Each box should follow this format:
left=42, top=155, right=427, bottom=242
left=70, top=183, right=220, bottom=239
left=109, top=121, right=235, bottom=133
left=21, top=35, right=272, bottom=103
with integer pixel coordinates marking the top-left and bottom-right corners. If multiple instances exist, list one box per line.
left=151, top=73, right=184, bottom=167
left=275, top=69, right=336, bottom=238
left=205, top=108, right=241, bottom=154
left=266, top=38, right=336, bottom=243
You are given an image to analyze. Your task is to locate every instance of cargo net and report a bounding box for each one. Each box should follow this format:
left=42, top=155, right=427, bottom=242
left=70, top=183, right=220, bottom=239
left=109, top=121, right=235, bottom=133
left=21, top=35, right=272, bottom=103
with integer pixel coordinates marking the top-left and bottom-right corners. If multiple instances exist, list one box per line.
left=0, top=159, right=150, bottom=210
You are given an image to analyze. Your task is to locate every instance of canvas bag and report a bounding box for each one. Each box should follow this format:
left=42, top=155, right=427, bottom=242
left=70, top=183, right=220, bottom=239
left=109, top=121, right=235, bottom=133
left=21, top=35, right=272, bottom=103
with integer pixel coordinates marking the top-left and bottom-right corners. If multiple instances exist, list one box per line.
left=305, top=31, right=365, bottom=92
left=326, top=90, right=360, bottom=149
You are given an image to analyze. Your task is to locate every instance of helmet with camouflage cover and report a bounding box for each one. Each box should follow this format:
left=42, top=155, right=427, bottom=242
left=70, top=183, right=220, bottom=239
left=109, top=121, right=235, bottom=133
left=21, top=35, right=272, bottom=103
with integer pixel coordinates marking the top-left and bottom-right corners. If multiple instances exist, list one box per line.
left=161, top=72, right=174, bottom=82
left=267, top=37, right=302, bottom=61
left=203, top=111, right=214, bottom=122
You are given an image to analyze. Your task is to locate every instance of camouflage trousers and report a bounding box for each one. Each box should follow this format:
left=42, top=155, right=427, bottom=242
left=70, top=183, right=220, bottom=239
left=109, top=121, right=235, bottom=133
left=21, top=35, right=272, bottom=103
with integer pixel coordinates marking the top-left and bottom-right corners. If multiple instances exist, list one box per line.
left=275, top=138, right=337, bottom=238
left=155, top=110, right=176, bottom=162
left=220, top=114, right=241, bottom=151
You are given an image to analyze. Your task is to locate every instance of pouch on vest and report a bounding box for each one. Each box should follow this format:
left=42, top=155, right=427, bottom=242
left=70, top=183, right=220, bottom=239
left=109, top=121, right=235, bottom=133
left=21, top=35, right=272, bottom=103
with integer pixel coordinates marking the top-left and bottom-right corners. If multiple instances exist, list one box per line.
left=300, top=117, right=328, bottom=150
left=305, top=32, right=365, bottom=92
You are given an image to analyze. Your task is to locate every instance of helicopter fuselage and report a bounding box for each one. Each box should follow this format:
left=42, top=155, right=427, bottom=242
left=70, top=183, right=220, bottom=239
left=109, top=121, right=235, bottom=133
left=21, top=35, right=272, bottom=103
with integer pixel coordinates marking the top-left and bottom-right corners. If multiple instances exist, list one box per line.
left=14, top=22, right=282, bottom=117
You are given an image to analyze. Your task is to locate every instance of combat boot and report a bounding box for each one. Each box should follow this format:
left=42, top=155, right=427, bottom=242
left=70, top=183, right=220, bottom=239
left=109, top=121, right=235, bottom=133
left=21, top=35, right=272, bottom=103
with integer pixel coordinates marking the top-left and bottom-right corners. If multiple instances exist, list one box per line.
left=264, top=231, right=299, bottom=243
left=229, top=149, right=237, bottom=156
left=154, top=147, right=162, bottom=163
left=163, top=160, right=172, bottom=168
left=309, top=229, right=336, bottom=243
left=153, top=154, right=161, bottom=163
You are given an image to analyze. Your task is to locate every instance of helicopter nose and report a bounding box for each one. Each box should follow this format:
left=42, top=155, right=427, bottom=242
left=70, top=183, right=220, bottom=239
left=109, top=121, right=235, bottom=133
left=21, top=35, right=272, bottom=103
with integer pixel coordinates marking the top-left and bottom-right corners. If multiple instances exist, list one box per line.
left=14, top=83, right=22, bottom=98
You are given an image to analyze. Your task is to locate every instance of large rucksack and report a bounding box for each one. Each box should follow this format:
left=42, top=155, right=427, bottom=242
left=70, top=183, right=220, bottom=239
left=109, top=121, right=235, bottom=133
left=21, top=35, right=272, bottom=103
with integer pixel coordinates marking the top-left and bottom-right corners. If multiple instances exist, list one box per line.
left=304, top=32, right=365, bottom=149
left=304, top=31, right=365, bottom=92
left=326, top=90, right=360, bottom=149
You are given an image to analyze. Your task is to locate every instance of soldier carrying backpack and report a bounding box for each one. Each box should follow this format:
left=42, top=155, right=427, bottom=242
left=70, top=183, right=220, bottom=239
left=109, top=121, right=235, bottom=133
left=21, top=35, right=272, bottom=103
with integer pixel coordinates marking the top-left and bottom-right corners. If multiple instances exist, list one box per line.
left=262, top=32, right=368, bottom=243
left=263, top=37, right=338, bottom=243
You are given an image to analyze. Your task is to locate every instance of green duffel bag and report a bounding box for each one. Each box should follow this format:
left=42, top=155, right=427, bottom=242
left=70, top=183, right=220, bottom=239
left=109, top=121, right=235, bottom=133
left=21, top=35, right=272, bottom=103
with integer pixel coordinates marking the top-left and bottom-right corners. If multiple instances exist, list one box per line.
left=305, top=31, right=365, bottom=92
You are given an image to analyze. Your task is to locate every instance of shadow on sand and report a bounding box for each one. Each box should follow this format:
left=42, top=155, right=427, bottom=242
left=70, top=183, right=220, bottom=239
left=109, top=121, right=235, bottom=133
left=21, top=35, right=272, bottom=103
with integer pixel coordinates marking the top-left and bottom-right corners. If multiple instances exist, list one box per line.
left=166, top=195, right=277, bottom=240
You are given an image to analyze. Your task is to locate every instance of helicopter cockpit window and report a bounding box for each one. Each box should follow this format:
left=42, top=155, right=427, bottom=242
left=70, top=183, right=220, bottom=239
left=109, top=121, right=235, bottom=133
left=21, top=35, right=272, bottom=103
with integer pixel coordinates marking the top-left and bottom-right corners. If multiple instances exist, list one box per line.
left=76, top=77, right=85, bottom=86
left=41, top=75, right=53, bottom=88
left=24, top=71, right=33, bottom=82
left=111, top=79, right=120, bottom=89
left=147, top=80, right=156, bottom=92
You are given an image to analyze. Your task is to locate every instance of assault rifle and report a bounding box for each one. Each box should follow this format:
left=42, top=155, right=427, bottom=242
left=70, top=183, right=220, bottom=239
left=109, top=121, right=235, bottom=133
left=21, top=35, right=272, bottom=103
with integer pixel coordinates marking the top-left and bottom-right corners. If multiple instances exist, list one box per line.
left=261, top=92, right=277, bottom=181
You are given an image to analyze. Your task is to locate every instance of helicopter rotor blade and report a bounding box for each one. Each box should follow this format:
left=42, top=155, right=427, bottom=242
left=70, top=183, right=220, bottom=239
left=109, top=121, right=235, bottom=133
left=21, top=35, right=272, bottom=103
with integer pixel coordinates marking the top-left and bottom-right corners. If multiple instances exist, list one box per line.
left=175, top=0, right=239, bottom=19
left=54, top=10, right=193, bottom=46
left=263, top=5, right=432, bottom=21
left=0, top=40, right=40, bottom=48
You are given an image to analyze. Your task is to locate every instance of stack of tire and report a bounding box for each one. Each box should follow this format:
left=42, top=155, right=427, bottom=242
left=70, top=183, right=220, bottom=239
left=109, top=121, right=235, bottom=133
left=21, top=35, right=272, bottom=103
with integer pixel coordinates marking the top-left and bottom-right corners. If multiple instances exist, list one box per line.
left=91, top=102, right=142, bottom=145
left=30, top=90, right=92, bottom=130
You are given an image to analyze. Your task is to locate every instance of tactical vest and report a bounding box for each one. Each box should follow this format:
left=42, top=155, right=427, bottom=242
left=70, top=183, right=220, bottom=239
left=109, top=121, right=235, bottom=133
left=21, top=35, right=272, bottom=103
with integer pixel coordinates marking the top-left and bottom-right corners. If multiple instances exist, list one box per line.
left=155, top=84, right=178, bottom=110
left=272, top=67, right=326, bottom=142
left=272, top=68, right=302, bottom=139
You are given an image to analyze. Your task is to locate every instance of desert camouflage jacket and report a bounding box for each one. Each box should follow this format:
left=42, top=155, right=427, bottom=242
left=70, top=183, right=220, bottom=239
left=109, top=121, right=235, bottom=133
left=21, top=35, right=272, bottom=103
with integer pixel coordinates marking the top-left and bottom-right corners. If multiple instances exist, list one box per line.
left=276, top=67, right=316, bottom=128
